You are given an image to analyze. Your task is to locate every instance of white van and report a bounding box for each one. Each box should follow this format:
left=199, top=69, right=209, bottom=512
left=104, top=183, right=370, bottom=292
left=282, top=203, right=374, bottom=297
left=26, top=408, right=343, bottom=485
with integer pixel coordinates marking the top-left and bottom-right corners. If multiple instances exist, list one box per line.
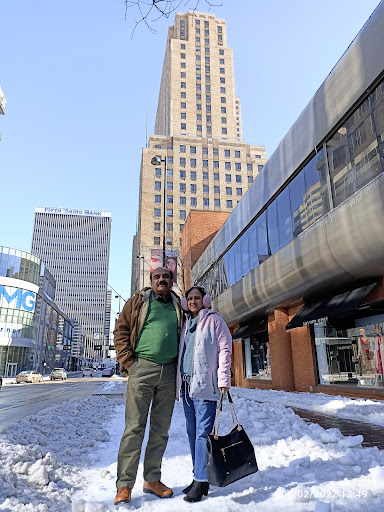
left=82, top=368, right=93, bottom=377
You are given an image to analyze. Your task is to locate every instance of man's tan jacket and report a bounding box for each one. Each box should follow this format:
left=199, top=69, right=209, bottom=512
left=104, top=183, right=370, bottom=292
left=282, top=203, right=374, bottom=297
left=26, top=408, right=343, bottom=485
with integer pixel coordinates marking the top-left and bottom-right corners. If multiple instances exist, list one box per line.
left=113, top=287, right=184, bottom=372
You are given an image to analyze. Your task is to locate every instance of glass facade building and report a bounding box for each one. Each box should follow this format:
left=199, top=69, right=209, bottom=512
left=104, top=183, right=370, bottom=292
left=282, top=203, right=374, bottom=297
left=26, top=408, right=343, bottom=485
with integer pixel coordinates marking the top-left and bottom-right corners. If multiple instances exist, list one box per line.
left=0, top=247, right=75, bottom=378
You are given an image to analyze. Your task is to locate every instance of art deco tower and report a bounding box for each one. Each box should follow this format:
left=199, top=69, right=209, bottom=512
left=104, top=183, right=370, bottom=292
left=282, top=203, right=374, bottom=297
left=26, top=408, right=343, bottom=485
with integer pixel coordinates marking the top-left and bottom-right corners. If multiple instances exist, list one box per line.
left=132, top=11, right=267, bottom=293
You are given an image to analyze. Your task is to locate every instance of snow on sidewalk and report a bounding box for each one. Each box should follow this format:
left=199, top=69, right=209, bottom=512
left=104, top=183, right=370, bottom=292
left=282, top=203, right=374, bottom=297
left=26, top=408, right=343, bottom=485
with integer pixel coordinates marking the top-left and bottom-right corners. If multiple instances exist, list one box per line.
left=0, top=388, right=383, bottom=511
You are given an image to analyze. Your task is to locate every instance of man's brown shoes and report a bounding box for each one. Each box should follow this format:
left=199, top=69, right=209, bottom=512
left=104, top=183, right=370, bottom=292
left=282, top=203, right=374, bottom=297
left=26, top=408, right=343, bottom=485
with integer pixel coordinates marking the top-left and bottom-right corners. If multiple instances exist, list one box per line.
left=114, top=486, right=132, bottom=505
left=143, top=480, right=174, bottom=498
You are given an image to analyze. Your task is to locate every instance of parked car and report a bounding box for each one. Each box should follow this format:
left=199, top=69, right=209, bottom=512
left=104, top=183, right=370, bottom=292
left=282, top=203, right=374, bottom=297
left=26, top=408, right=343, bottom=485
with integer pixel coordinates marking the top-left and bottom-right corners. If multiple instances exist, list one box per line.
left=50, top=368, right=67, bottom=381
left=16, top=371, right=43, bottom=383
left=82, top=367, right=93, bottom=377
left=101, top=367, right=115, bottom=377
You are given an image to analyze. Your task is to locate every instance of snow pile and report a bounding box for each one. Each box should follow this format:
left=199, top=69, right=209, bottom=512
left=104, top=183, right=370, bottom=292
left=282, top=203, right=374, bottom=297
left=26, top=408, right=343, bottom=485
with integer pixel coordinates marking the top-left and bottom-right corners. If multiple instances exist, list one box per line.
left=0, top=388, right=384, bottom=511
left=237, top=387, right=384, bottom=426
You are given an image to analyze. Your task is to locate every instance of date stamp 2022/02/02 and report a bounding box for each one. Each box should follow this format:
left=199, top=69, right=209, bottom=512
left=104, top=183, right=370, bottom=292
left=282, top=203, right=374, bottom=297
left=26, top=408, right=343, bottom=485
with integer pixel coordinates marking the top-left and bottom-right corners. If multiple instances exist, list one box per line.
left=290, top=489, right=368, bottom=500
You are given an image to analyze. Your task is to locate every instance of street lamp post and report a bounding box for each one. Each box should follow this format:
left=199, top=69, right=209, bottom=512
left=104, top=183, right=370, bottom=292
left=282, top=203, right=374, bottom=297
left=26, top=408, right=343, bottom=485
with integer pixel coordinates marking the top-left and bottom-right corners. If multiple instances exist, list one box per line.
left=151, top=155, right=167, bottom=267
left=136, top=255, right=145, bottom=289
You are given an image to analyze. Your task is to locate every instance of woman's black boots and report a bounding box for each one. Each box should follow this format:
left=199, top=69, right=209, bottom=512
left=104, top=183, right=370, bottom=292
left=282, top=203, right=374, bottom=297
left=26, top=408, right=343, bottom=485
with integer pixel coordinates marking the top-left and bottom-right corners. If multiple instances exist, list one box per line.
left=182, top=481, right=195, bottom=494
left=183, top=481, right=209, bottom=502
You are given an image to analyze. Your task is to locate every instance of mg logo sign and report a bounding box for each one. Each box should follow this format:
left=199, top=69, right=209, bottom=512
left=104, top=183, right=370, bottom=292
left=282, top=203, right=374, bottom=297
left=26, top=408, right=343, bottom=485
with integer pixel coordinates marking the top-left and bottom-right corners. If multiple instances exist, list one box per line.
left=0, top=286, right=36, bottom=312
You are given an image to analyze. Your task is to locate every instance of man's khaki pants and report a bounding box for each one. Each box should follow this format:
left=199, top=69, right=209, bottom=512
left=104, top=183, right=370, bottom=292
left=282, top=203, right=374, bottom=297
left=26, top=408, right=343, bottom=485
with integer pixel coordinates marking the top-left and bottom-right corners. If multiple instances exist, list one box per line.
left=116, top=358, right=176, bottom=488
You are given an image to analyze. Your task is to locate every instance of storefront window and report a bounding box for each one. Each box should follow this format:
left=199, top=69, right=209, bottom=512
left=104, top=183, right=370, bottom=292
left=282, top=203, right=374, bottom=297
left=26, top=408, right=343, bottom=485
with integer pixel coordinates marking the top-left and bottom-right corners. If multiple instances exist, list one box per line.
left=243, top=332, right=271, bottom=380
left=314, top=318, right=384, bottom=389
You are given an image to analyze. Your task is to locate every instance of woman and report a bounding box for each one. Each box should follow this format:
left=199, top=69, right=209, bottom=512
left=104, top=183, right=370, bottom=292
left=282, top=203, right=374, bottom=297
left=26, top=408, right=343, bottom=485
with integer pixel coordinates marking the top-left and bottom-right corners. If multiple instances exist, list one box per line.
left=176, top=286, right=232, bottom=502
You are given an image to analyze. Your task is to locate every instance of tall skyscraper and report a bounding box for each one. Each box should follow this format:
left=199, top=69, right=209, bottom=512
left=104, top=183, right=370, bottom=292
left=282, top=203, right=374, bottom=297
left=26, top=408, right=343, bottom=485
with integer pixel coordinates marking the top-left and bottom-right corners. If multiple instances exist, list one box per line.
left=132, top=11, right=267, bottom=293
left=31, top=206, right=111, bottom=361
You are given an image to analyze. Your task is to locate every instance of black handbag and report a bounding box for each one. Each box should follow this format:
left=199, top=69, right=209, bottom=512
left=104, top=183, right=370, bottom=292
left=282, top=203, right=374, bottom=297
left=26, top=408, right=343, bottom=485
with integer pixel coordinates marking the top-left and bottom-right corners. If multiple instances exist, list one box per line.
left=206, top=390, right=258, bottom=487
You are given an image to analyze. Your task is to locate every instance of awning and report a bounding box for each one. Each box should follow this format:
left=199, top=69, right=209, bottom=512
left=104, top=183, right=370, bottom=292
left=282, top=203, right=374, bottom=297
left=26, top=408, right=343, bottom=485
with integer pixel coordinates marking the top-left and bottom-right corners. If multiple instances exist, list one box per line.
left=285, top=283, right=377, bottom=330
left=232, top=320, right=266, bottom=340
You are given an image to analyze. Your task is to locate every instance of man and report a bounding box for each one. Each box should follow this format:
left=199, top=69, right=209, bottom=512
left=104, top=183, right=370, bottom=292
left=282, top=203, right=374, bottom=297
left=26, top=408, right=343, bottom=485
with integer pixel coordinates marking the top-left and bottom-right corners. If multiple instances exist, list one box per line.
left=113, top=267, right=183, bottom=506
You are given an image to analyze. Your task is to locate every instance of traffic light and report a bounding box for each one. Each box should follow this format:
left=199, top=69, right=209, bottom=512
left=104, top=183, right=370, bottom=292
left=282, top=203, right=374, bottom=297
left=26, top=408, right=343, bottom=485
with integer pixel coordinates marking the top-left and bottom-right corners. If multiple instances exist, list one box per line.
left=63, top=345, right=71, bottom=350
left=94, top=345, right=102, bottom=351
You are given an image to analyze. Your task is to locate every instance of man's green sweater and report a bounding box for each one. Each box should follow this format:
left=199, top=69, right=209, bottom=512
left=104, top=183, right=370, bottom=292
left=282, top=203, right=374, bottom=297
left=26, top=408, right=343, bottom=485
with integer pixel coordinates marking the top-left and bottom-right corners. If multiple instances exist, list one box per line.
left=134, top=292, right=178, bottom=364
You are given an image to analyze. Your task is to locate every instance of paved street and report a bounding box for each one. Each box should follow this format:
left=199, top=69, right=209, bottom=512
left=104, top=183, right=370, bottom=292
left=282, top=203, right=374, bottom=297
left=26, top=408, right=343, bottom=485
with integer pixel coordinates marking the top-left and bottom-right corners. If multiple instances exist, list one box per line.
left=0, top=378, right=106, bottom=432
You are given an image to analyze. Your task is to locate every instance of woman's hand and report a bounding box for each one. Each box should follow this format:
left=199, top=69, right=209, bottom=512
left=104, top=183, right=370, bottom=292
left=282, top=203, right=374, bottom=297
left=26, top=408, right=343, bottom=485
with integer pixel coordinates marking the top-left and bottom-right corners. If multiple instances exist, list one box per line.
left=219, top=387, right=229, bottom=393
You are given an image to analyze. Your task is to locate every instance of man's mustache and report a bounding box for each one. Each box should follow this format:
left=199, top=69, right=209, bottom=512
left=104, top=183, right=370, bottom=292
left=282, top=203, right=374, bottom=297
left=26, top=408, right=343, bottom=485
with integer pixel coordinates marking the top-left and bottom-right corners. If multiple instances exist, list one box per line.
left=157, top=281, right=168, bottom=286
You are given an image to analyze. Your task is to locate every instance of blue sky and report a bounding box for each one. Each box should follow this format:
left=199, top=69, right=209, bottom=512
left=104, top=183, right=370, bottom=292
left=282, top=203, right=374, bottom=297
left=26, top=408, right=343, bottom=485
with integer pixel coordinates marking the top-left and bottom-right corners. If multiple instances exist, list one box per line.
left=0, top=0, right=381, bottom=317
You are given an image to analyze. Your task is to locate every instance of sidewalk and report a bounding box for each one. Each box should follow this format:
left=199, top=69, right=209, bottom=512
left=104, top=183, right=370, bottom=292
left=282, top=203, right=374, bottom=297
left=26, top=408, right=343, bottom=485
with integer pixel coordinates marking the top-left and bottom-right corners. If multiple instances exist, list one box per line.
left=291, top=406, right=384, bottom=450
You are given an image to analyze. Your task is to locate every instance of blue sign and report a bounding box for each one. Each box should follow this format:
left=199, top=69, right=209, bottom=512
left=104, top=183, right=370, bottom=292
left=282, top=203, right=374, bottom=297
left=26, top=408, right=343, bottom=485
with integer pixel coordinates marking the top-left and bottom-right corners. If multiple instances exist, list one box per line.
left=0, top=286, right=36, bottom=312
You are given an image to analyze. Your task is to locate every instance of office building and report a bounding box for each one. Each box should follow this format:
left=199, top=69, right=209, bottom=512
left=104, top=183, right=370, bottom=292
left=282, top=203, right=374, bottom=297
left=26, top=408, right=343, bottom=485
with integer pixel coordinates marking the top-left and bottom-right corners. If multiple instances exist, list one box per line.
left=131, top=11, right=267, bottom=293
left=0, top=246, right=75, bottom=377
left=188, top=2, right=384, bottom=399
left=31, top=207, right=111, bottom=361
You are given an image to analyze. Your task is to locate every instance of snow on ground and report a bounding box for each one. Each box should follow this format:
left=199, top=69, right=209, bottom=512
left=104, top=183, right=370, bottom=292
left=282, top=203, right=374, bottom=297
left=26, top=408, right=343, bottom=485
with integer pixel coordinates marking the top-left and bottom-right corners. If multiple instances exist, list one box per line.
left=236, top=387, right=384, bottom=427
left=0, top=385, right=383, bottom=511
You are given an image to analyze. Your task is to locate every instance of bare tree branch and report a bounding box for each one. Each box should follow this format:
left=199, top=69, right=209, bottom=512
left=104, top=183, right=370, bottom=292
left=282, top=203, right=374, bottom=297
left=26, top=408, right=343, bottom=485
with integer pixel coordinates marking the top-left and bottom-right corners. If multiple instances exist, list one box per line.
left=124, top=0, right=223, bottom=36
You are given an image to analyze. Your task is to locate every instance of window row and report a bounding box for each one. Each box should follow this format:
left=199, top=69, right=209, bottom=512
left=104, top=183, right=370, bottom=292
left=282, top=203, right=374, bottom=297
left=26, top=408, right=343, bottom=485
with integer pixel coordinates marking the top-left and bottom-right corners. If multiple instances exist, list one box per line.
left=153, top=189, right=243, bottom=202
left=154, top=169, right=253, bottom=182
left=153, top=202, right=234, bottom=220
left=155, top=180, right=251, bottom=192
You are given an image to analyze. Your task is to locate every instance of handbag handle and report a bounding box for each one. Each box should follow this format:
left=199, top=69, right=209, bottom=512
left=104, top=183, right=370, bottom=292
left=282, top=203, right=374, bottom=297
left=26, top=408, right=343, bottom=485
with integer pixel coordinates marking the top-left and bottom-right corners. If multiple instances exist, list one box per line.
left=211, top=390, right=240, bottom=439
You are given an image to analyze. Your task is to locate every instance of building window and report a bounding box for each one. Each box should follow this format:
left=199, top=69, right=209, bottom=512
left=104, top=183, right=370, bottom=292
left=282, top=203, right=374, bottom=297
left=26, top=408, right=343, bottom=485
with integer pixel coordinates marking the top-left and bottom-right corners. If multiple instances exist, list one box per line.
left=155, top=181, right=161, bottom=190
left=235, top=151, right=240, bottom=158
left=180, top=53, right=186, bottom=59
left=226, top=187, right=232, bottom=195
left=203, top=198, right=209, bottom=206
left=195, top=19, right=200, bottom=25
left=236, top=175, right=242, bottom=182
left=214, top=199, right=220, bottom=207
left=196, top=64, right=201, bottom=71
left=205, top=75, right=210, bottom=82
left=248, top=176, right=253, bottom=183
left=197, top=114, right=202, bottom=120
left=190, top=146, right=196, bottom=153
left=167, top=182, right=173, bottom=190
left=180, top=210, right=186, bottom=219
left=202, top=159, right=208, bottom=167
left=225, top=174, right=231, bottom=182
left=167, top=196, right=173, bottom=204
left=204, top=20, right=209, bottom=27
left=196, top=93, right=201, bottom=100
left=202, top=147, right=208, bottom=154
left=155, top=168, right=161, bottom=176
left=213, top=148, right=218, bottom=155
left=203, top=184, right=209, bottom=193
left=166, top=209, right=173, bottom=217
left=181, top=82, right=186, bottom=88
left=220, top=77, right=225, bottom=84
left=205, top=66, right=210, bottom=73
left=196, top=84, right=201, bottom=91
left=219, top=49, right=224, bottom=55
left=180, top=145, right=186, bottom=152
left=236, top=188, right=242, bottom=195
left=225, top=161, right=231, bottom=168
left=220, top=87, right=226, bottom=94
left=235, top=163, right=241, bottom=170
left=247, top=163, right=253, bottom=171
left=154, top=222, right=160, bottom=231
left=190, top=197, right=197, bottom=206
left=190, top=158, right=197, bottom=167
left=207, top=126, right=212, bottom=133
left=221, top=97, right=226, bottom=103
left=180, top=196, right=186, bottom=205
left=203, top=172, right=209, bottom=180
left=154, top=208, right=161, bottom=217
left=213, top=160, right=219, bottom=168
left=258, top=164, right=264, bottom=172
left=196, top=104, right=202, bottom=111
left=166, top=223, right=173, bottom=232
left=167, top=169, right=173, bottom=177
left=181, top=72, right=186, bottom=78
left=196, top=54, right=201, bottom=61
left=222, top=128, right=227, bottom=134
left=180, top=123, right=186, bottom=130
left=197, top=124, right=202, bottom=131
left=181, top=102, right=186, bottom=108
left=180, top=157, right=186, bottom=165
left=221, top=117, right=227, bottom=124
left=196, top=75, right=201, bottom=81
left=219, top=58, right=224, bottom=65
left=180, top=183, right=186, bottom=192
left=214, top=173, right=219, bottom=181
left=179, top=170, right=186, bottom=180
left=206, top=105, right=211, bottom=112
left=196, top=28, right=200, bottom=33
left=205, top=85, right=211, bottom=92
left=255, top=154, right=261, bottom=159
left=221, top=107, right=226, bottom=113
left=181, top=112, right=186, bottom=119
left=190, top=171, right=196, bottom=180
left=220, top=68, right=225, bottom=74
left=168, top=156, right=173, bottom=164
left=206, top=95, right=211, bottom=102
left=181, top=62, right=186, bottom=69
left=154, top=237, right=160, bottom=245
left=214, top=185, right=220, bottom=194
left=180, top=224, right=184, bottom=232
left=226, top=200, right=232, bottom=208
left=181, top=44, right=186, bottom=49
left=206, top=115, right=211, bottom=122
left=154, top=195, right=161, bottom=203
left=190, top=184, right=197, bottom=193
left=195, top=37, right=200, bottom=43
